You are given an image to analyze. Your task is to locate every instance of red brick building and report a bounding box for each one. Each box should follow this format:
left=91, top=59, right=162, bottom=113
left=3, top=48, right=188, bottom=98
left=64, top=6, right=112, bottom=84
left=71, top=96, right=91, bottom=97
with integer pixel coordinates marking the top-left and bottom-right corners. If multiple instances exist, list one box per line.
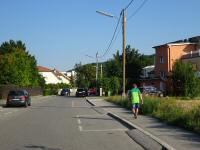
left=141, top=36, right=200, bottom=94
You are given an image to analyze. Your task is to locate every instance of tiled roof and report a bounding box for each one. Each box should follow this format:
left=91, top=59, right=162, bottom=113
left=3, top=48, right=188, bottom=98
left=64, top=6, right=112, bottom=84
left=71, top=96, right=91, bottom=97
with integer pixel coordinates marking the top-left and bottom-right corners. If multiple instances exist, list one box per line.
left=37, top=66, right=52, bottom=72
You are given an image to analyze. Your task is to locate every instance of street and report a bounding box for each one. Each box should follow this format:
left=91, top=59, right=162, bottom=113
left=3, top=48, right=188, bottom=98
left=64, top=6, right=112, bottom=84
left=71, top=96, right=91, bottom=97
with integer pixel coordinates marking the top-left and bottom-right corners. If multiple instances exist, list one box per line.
left=0, top=96, right=144, bottom=150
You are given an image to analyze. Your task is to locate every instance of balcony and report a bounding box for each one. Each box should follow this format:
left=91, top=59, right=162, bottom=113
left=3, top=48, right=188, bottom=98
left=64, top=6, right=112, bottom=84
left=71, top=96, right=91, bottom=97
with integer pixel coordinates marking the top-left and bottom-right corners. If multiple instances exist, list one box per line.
left=182, top=50, right=200, bottom=59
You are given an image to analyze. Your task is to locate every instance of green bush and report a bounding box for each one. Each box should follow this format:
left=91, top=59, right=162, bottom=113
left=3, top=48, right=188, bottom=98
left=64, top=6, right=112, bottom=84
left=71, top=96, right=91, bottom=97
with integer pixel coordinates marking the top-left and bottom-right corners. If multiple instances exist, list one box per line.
left=43, top=83, right=71, bottom=96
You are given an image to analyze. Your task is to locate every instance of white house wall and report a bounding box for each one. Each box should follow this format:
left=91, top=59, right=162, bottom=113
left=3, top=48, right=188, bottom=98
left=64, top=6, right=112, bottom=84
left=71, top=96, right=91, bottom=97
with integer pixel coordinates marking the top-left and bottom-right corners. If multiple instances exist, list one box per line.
left=60, top=76, right=70, bottom=84
left=39, top=72, right=61, bottom=84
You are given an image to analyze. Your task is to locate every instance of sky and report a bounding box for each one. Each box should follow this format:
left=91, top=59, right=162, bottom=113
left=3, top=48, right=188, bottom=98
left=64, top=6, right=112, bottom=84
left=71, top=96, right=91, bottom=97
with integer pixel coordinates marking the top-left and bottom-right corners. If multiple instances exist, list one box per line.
left=0, top=0, right=200, bottom=71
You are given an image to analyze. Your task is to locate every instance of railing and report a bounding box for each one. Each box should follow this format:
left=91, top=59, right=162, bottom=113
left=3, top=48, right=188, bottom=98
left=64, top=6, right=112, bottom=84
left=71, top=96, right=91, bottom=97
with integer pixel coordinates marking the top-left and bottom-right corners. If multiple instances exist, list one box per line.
left=182, top=50, right=200, bottom=59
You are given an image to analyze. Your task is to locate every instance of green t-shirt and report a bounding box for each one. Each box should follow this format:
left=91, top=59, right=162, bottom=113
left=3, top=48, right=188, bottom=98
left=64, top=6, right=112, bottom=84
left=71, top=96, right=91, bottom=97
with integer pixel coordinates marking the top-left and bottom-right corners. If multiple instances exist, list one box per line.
left=131, top=88, right=141, bottom=104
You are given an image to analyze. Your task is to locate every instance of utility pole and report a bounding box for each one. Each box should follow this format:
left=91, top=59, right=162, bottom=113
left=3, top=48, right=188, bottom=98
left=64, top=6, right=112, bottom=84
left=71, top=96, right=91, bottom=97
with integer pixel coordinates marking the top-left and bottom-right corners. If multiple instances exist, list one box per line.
left=96, top=52, right=99, bottom=88
left=100, top=64, right=103, bottom=79
left=96, top=52, right=99, bottom=83
left=96, top=9, right=127, bottom=99
left=122, top=9, right=126, bottom=99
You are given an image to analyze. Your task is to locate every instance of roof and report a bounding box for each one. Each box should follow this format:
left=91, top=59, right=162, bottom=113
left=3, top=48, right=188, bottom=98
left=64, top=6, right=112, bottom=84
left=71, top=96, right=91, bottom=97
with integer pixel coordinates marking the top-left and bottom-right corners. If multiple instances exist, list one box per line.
left=37, top=66, right=52, bottom=72
left=153, top=42, right=196, bottom=49
left=153, top=36, right=200, bottom=49
left=53, top=69, right=63, bottom=76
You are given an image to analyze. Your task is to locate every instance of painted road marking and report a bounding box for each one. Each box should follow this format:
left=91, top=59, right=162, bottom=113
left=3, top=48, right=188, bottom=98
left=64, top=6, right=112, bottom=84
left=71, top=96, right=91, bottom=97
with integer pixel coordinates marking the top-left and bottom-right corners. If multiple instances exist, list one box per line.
left=77, top=114, right=127, bottom=132
left=79, top=125, right=83, bottom=131
left=77, top=119, right=81, bottom=125
left=4, top=112, right=12, bottom=115
left=81, top=128, right=127, bottom=132
left=77, top=114, right=106, bottom=117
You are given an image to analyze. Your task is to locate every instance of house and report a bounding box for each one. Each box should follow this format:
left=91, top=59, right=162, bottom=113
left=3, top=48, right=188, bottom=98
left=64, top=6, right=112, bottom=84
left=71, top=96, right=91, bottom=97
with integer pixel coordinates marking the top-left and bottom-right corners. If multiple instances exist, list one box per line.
left=37, top=66, right=70, bottom=85
left=141, top=36, right=200, bottom=94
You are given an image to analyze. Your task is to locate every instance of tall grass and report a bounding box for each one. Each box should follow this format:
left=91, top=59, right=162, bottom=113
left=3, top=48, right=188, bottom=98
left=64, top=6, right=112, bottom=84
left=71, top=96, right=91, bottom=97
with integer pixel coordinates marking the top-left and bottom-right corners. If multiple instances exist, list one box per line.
left=106, top=95, right=200, bottom=133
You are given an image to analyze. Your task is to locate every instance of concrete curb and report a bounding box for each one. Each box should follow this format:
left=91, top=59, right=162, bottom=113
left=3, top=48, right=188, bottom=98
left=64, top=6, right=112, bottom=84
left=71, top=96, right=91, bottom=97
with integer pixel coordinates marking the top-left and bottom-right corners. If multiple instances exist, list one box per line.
left=86, top=97, right=176, bottom=150
left=107, top=112, right=176, bottom=150
left=85, top=97, right=95, bottom=106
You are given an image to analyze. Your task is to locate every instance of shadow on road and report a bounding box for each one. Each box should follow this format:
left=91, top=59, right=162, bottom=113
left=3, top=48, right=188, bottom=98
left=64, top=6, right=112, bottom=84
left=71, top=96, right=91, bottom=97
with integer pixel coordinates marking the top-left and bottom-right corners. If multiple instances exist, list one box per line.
left=25, top=145, right=62, bottom=150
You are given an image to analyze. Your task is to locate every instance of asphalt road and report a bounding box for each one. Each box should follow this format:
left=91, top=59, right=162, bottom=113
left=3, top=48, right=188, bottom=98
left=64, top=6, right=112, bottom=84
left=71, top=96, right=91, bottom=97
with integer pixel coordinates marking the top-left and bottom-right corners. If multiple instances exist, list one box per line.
left=0, top=96, right=144, bottom=150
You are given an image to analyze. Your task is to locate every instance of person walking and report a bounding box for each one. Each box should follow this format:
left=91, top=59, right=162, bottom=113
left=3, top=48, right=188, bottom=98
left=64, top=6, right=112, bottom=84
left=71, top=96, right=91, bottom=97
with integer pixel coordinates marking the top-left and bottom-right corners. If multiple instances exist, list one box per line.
left=130, top=83, right=143, bottom=119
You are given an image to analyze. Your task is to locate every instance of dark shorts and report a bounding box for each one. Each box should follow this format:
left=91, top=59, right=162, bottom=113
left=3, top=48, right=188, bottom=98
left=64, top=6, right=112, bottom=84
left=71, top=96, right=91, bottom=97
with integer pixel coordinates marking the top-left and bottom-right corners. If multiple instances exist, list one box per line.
left=132, top=103, right=140, bottom=109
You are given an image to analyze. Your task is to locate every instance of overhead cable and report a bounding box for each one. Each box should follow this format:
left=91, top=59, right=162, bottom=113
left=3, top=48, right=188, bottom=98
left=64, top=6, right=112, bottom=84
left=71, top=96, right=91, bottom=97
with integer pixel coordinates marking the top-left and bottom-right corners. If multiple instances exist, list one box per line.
left=99, top=14, right=122, bottom=58
left=124, top=0, right=135, bottom=10
left=127, top=0, right=148, bottom=21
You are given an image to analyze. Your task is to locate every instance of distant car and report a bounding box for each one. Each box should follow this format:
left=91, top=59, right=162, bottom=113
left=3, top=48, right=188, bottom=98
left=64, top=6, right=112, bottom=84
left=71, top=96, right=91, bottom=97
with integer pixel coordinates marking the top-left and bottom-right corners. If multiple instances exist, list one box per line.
left=76, top=88, right=88, bottom=97
left=139, top=86, right=164, bottom=97
left=6, top=90, right=31, bottom=107
left=88, top=88, right=97, bottom=96
left=60, top=88, right=70, bottom=96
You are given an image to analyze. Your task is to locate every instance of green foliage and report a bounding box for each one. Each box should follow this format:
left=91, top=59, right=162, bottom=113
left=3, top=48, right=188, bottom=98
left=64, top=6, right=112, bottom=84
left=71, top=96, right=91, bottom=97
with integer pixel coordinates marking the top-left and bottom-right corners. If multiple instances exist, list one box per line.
left=172, top=60, right=200, bottom=98
left=74, top=45, right=154, bottom=92
left=100, top=77, right=110, bottom=92
left=125, top=45, right=154, bottom=89
left=0, top=40, right=45, bottom=87
left=103, top=45, right=154, bottom=90
left=74, top=63, right=96, bottom=88
left=104, top=56, right=122, bottom=78
left=44, top=83, right=71, bottom=95
left=109, top=76, right=120, bottom=95
left=107, top=95, right=200, bottom=133
left=106, top=96, right=131, bottom=109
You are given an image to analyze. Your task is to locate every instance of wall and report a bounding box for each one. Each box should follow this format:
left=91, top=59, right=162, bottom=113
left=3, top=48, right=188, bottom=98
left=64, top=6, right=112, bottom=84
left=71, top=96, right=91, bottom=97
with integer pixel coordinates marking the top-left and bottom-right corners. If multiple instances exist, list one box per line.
left=39, top=72, right=61, bottom=84
left=169, top=44, right=197, bottom=71
left=0, top=85, right=43, bottom=99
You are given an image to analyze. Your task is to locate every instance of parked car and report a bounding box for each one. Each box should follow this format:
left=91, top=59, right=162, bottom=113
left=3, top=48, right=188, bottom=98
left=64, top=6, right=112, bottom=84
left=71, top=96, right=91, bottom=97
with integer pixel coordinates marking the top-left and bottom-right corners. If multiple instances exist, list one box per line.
left=60, top=88, right=70, bottom=96
left=76, top=88, right=88, bottom=97
left=139, top=86, right=164, bottom=97
left=6, top=90, right=31, bottom=107
left=88, top=88, right=97, bottom=96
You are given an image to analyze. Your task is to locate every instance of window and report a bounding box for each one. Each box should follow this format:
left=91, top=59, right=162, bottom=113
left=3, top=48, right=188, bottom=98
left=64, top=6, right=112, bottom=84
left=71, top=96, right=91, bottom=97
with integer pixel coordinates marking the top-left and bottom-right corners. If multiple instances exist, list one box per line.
left=160, top=56, right=164, bottom=63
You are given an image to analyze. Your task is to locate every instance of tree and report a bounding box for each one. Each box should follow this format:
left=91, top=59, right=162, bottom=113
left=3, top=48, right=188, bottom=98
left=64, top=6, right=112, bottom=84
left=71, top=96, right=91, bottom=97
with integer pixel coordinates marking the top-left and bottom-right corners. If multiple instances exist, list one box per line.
left=74, top=63, right=96, bottom=88
left=0, top=40, right=45, bottom=87
left=74, top=45, right=154, bottom=94
left=172, top=60, right=200, bottom=98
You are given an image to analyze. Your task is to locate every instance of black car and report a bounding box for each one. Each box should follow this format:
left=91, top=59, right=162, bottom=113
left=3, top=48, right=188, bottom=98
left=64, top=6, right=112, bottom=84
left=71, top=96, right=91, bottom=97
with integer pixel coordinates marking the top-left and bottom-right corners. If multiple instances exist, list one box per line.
left=60, top=88, right=70, bottom=96
left=6, top=90, right=31, bottom=107
left=76, top=88, right=88, bottom=97
left=139, top=86, right=164, bottom=97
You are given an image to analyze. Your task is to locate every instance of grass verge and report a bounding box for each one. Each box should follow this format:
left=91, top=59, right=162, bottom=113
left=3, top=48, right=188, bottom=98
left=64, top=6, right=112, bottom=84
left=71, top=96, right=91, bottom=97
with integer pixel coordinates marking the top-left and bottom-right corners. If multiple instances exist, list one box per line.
left=106, top=95, right=200, bottom=133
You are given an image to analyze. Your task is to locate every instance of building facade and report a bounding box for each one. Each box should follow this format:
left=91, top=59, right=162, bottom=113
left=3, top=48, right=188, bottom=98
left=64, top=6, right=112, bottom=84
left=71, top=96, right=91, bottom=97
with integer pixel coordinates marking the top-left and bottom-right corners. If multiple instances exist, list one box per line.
left=37, top=66, right=70, bottom=85
left=141, top=36, right=200, bottom=94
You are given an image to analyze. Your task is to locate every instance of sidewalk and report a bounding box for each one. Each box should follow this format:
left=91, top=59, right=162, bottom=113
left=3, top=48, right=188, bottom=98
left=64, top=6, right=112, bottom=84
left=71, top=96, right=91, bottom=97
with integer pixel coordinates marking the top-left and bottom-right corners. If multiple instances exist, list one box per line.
left=86, top=97, right=200, bottom=150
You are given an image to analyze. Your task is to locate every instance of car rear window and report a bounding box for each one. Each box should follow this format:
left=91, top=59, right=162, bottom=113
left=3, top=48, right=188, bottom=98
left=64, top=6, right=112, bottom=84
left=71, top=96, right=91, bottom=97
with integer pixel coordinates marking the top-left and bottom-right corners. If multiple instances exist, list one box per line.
left=8, top=91, right=24, bottom=96
left=77, top=89, right=85, bottom=92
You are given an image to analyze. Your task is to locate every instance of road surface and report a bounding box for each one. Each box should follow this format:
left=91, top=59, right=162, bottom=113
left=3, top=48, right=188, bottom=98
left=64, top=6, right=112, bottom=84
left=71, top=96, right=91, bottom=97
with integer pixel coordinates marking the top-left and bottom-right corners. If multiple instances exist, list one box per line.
left=0, top=96, right=144, bottom=150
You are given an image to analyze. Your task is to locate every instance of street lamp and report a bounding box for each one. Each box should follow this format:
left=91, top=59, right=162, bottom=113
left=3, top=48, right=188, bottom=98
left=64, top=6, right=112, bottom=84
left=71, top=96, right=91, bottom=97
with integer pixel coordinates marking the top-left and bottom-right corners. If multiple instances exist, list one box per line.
left=97, top=9, right=126, bottom=99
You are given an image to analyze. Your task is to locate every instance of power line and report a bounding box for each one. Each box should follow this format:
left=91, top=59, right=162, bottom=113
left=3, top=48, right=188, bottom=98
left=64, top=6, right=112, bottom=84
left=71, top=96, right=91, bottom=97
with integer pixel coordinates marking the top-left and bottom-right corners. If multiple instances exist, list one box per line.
left=127, top=0, right=148, bottom=21
left=124, top=0, right=135, bottom=10
left=99, top=14, right=122, bottom=58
